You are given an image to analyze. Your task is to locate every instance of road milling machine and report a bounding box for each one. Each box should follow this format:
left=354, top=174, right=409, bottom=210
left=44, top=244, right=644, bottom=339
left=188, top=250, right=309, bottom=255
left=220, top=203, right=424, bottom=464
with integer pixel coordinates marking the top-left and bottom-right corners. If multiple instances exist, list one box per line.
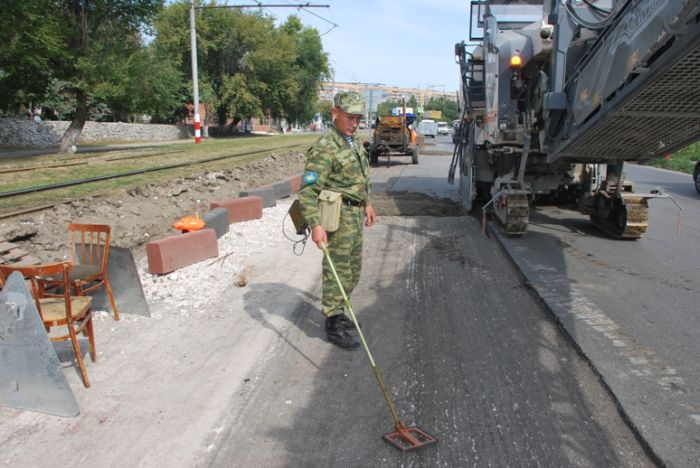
left=450, top=0, right=700, bottom=237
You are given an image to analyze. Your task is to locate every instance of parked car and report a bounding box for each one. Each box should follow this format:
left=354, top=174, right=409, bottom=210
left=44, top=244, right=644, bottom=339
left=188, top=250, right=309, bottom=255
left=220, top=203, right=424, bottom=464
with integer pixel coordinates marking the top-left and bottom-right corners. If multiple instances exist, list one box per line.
left=694, top=160, right=700, bottom=194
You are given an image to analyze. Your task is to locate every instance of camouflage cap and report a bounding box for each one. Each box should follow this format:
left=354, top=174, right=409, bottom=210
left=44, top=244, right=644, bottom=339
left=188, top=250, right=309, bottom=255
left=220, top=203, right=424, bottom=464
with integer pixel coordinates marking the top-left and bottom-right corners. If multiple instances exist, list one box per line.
left=333, top=92, right=366, bottom=115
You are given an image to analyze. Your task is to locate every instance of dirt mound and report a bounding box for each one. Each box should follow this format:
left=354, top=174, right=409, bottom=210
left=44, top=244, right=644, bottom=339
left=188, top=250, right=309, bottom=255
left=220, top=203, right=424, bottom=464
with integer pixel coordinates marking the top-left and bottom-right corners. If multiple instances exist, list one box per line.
left=0, top=152, right=306, bottom=263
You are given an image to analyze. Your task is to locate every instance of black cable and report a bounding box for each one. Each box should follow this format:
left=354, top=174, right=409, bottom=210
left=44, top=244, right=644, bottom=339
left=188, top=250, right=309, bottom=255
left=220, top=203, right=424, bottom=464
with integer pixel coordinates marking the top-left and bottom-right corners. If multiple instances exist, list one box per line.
left=564, top=0, right=616, bottom=30
left=282, top=210, right=310, bottom=255
left=581, top=0, right=611, bottom=15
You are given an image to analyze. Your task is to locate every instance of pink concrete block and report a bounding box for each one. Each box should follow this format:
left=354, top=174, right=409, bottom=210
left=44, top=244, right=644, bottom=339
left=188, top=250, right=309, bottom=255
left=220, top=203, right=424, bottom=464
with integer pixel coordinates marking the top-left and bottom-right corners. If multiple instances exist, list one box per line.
left=146, top=228, right=218, bottom=275
left=210, top=196, right=263, bottom=224
left=285, top=174, right=302, bottom=193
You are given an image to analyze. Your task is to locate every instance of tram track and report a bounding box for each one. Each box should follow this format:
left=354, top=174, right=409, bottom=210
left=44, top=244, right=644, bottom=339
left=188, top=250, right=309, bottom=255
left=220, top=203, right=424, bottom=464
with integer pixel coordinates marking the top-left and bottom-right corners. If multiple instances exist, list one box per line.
left=0, top=142, right=306, bottom=220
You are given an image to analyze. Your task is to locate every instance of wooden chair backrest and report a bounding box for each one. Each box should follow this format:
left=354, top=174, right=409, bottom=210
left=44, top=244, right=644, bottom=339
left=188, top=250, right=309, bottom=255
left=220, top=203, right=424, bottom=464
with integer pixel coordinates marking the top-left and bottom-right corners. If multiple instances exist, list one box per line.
left=67, top=223, right=111, bottom=272
left=0, top=261, right=73, bottom=322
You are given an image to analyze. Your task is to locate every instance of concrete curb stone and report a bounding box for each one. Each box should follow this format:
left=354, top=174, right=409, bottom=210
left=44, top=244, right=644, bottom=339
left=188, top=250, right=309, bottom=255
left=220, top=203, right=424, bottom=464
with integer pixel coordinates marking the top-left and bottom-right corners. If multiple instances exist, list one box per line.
left=239, top=186, right=276, bottom=208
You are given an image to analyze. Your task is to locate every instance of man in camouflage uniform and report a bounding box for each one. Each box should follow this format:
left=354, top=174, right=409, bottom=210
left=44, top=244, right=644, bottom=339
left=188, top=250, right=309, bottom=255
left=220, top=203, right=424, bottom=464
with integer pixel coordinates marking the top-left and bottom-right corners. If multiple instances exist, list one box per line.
left=298, top=92, right=377, bottom=350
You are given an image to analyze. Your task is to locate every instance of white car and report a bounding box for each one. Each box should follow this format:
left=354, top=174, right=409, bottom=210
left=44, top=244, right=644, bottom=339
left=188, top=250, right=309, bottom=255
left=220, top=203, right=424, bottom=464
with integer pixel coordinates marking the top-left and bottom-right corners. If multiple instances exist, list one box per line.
left=437, top=121, right=449, bottom=135
left=418, top=119, right=438, bottom=138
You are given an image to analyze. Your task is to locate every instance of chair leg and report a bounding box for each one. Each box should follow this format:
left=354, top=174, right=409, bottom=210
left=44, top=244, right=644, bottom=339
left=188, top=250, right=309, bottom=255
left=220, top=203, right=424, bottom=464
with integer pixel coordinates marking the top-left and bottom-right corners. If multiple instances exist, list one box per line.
left=69, top=327, right=91, bottom=388
left=86, top=314, right=96, bottom=363
left=103, top=277, right=120, bottom=321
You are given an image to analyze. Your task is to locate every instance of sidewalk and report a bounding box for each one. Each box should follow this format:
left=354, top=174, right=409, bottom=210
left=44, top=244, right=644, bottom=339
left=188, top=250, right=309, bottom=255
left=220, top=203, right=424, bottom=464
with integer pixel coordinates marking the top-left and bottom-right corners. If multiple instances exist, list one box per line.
left=0, top=199, right=323, bottom=467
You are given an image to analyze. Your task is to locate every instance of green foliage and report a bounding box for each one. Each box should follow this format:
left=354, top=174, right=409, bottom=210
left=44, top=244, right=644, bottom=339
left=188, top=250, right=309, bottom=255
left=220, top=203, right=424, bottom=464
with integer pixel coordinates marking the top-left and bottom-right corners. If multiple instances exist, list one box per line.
left=278, top=16, right=330, bottom=123
left=645, top=142, right=700, bottom=174
left=0, top=1, right=66, bottom=110
left=0, top=0, right=167, bottom=125
left=1, top=0, right=329, bottom=131
left=376, top=100, right=396, bottom=117
left=153, top=6, right=328, bottom=126
left=317, top=100, right=333, bottom=123
left=425, top=96, right=458, bottom=122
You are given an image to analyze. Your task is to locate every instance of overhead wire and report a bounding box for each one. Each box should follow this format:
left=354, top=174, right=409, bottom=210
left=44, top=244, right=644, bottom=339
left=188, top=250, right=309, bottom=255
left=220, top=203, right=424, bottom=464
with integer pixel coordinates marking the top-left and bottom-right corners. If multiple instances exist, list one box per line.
left=279, top=0, right=338, bottom=35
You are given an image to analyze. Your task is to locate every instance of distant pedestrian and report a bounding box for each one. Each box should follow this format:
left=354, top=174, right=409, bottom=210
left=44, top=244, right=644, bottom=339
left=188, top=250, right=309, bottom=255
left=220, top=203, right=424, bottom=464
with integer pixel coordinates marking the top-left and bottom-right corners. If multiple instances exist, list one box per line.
left=298, top=92, right=377, bottom=349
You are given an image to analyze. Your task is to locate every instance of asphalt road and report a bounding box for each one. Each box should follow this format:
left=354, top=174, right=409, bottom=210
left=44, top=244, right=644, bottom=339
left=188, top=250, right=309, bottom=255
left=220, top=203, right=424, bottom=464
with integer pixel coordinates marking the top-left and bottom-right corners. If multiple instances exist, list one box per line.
left=203, top=140, right=656, bottom=467
left=495, top=162, right=700, bottom=467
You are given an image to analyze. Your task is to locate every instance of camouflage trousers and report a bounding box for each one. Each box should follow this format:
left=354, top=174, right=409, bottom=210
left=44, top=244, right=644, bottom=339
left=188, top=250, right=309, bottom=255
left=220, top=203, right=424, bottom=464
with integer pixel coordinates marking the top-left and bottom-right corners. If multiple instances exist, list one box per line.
left=322, top=204, right=364, bottom=317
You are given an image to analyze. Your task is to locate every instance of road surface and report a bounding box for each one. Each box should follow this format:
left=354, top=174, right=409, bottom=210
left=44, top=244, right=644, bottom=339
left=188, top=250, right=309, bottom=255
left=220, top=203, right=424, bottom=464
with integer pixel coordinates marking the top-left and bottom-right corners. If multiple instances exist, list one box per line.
left=495, top=162, right=700, bottom=467
left=202, top=143, right=655, bottom=467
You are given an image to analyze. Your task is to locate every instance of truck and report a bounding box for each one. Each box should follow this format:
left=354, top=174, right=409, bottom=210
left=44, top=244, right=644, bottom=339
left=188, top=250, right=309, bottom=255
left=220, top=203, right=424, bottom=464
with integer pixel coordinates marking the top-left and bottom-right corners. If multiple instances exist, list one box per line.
left=450, top=0, right=700, bottom=238
left=417, top=119, right=438, bottom=139
left=368, top=115, right=421, bottom=166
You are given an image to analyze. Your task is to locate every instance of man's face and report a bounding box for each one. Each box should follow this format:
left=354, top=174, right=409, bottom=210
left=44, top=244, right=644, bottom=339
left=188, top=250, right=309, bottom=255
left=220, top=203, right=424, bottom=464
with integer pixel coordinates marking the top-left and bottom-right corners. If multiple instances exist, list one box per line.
left=332, top=107, right=362, bottom=137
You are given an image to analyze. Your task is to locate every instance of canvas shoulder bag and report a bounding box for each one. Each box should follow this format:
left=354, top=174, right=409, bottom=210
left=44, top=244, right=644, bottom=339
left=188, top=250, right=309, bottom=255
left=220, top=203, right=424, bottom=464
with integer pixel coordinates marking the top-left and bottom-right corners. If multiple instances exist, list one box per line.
left=318, top=190, right=342, bottom=232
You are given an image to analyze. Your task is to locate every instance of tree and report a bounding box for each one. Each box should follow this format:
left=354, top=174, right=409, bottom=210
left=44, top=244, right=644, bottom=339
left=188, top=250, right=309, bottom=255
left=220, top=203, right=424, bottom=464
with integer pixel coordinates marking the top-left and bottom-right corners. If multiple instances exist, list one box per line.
left=155, top=2, right=275, bottom=129
left=87, top=36, right=184, bottom=123
left=0, top=1, right=66, bottom=115
left=426, top=96, right=459, bottom=122
left=0, top=0, right=166, bottom=151
left=277, top=16, right=329, bottom=124
left=317, top=100, right=333, bottom=123
left=154, top=5, right=328, bottom=130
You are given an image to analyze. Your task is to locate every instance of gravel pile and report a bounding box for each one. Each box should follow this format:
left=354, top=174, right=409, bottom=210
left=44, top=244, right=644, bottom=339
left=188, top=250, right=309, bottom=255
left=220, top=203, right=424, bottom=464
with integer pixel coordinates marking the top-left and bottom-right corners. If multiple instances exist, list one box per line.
left=136, top=198, right=304, bottom=321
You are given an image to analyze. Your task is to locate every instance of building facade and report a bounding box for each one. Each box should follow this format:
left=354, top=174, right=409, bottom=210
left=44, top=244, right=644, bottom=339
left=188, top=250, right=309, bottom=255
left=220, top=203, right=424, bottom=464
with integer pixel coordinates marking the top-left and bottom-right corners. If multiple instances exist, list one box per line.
left=319, top=82, right=458, bottom=120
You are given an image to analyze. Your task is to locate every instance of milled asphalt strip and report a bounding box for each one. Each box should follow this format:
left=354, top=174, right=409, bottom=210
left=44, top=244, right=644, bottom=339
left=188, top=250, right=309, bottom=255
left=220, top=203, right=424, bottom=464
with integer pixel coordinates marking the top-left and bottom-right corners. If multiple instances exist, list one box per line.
left=491, top=223, right=696, bottom=468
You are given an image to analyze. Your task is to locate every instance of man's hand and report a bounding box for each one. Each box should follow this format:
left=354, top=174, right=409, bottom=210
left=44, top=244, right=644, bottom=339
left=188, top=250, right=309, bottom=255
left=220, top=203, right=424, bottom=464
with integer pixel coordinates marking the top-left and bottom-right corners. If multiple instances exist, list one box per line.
left=364, top=204, right=377, bottom=227
left=311, top=224, right=328, bottom=249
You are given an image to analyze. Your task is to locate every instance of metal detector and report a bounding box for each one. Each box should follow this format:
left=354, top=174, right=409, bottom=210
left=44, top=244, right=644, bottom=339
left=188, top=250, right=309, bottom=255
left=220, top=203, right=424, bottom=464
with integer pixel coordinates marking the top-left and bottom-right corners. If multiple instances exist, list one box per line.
left=322, top=244, right=438, bottom=452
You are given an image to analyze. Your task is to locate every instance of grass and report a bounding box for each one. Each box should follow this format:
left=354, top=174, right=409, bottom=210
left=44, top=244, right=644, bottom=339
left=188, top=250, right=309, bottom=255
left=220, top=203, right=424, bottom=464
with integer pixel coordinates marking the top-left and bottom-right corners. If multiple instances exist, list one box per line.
left=645, top=141, right=699, bottom=173
left=0, top=134, right=316, bottom=214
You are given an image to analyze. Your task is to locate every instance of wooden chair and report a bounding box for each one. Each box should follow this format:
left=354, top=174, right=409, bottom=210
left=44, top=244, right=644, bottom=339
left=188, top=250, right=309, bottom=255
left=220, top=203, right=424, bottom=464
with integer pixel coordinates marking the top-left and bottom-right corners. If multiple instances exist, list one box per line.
left=0, top=262, right=96, bottom=388
left=65, top=223, right=120, bottom=321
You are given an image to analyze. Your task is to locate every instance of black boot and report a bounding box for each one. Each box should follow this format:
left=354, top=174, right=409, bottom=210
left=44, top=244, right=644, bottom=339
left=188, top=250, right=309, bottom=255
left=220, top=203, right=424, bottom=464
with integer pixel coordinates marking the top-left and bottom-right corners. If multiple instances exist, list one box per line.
left=325, top=315, right=360, bottom=350
left=339, top=314, right=361, bottom=331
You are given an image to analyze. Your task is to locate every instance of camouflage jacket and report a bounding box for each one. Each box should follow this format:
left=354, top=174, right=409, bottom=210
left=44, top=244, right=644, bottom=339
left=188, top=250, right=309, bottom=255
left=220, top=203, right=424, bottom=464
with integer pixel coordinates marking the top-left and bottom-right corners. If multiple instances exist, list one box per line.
left=298, top=126, right=371, bottom=227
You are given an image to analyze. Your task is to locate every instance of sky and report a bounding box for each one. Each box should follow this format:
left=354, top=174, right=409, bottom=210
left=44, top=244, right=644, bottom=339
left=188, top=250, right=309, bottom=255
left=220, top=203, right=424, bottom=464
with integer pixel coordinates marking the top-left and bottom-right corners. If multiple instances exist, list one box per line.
left=252, top=0, right=472, bottom=92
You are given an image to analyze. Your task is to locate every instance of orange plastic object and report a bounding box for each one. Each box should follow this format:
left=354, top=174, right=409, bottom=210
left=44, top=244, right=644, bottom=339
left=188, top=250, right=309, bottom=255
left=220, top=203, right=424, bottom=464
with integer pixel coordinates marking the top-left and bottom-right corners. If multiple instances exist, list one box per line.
left=173, top=215, right=206, bottom=232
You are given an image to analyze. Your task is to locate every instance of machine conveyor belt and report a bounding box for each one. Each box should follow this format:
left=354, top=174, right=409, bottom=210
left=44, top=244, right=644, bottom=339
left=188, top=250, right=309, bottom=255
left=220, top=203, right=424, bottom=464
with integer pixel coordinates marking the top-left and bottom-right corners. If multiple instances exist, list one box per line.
left=554, top=44, right=700, bottom=163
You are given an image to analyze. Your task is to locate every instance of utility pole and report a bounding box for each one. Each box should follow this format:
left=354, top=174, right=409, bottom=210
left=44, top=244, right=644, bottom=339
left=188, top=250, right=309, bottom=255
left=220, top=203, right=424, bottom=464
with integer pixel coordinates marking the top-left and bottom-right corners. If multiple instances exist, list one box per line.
left=189, top=0, right=201, bottom=144
left=188, top=2, right=331, bottom=143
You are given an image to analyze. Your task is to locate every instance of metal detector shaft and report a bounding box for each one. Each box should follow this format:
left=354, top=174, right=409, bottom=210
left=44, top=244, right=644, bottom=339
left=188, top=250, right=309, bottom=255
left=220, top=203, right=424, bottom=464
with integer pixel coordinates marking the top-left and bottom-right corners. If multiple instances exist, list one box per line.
left=321, top=244, right=402, bottom=427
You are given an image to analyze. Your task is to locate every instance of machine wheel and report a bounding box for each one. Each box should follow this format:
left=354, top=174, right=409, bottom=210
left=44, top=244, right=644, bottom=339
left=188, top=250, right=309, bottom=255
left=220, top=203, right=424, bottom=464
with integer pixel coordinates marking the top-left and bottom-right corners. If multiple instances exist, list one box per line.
left=694, top=161, right=700, bottom=194
left=411, top=146, right=419, bottom=164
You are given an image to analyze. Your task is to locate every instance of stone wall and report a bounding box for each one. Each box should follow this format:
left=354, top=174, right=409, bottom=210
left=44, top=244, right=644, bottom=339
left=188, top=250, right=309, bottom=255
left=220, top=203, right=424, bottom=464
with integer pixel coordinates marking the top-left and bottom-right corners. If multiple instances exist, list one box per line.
left=0, top=118, right=193, bottom=148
